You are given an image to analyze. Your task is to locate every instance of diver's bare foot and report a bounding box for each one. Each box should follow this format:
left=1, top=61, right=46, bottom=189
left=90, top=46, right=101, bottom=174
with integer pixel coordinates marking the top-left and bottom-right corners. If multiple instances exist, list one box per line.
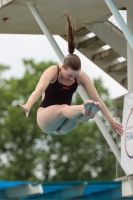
left=83, top=100, right=94, bottom=116
left=89, top=102, right=101, bottom=119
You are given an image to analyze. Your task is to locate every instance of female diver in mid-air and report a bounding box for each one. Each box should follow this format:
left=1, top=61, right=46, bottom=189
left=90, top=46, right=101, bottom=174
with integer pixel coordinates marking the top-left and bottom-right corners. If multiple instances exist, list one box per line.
left=18, top=11, right=123, bottom=135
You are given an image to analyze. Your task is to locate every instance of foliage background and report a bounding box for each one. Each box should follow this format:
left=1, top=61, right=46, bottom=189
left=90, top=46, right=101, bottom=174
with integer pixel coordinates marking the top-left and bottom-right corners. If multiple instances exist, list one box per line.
left=0, top=60, right=116, bottom=182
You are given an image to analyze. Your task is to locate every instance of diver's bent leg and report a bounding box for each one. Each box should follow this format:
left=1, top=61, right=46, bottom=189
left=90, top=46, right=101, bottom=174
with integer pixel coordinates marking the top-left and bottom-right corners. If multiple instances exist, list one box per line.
left=75, top=115, right=89, bottom=122
left=55, top=115, right=90, bottom=135
left=61, top=100, right=94, bottom=119
left=55, top=119, right=79, bottom=135
left=37, top=100, right=100, bottom=134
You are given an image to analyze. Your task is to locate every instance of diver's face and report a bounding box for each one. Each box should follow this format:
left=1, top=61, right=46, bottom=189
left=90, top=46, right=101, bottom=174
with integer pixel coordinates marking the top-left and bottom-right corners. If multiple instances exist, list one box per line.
left=61, top=65, right=80, bottom=81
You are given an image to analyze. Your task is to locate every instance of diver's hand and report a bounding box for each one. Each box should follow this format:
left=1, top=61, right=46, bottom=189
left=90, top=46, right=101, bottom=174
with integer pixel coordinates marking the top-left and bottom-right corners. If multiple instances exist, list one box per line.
left=110, top=119, right=124, bottom=135
left=18, top=102, right=30, bottom=117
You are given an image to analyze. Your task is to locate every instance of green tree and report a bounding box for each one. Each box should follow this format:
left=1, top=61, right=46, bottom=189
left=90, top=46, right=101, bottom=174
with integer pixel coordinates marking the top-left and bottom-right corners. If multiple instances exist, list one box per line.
left=0, top=60, right=56, bottom=181
left=0, top=60, right=116, bottom=182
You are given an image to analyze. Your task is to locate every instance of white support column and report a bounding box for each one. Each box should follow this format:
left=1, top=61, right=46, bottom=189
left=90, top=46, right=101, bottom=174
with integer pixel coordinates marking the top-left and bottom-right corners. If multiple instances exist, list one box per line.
left=105, top=0, right=133, bottom=51
left=27, top=3, right=121, bottom=165
left=127, top=6, right=133, bottom=92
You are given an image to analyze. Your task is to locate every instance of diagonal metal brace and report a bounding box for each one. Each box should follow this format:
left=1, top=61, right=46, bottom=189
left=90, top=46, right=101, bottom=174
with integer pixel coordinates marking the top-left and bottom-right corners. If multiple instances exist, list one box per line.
left=105, top=0, right=133, bottom=51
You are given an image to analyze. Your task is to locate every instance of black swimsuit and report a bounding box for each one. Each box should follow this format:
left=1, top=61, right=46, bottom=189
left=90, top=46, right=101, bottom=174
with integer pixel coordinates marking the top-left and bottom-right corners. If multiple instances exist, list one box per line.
left=40, top=66, right=78, bottom=108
